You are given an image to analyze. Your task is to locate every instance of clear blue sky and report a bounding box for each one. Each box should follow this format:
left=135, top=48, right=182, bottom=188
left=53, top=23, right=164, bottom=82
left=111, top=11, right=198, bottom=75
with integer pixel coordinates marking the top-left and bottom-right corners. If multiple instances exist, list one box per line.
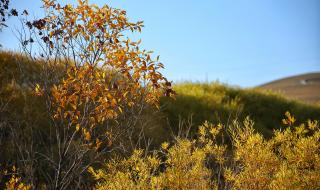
left=1, top=0, right=320, bottom=87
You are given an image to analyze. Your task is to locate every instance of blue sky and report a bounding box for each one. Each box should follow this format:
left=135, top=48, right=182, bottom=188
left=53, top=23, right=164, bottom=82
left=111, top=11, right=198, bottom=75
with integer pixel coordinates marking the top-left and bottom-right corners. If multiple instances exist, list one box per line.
left=1, top=0, right=319, bottom=87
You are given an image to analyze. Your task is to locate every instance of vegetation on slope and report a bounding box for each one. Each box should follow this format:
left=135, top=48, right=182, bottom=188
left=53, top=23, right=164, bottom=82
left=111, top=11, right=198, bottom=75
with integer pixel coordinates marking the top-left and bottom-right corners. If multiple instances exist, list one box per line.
left=0, top=0, right=319, bottom=188
left=1, top=50, right=319, bottom=141
left=1, top=43, right=320, bottom=190
left=2, top=50, right=319, bottom=145
left=161, top=82, right=320, bottom=137
left=90, top=115, right=320, bottom=190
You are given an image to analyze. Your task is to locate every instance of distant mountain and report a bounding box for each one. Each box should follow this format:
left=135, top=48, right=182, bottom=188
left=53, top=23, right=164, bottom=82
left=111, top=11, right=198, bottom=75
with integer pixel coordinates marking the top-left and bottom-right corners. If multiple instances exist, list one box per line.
left=259, top=73, right=320, bottom=104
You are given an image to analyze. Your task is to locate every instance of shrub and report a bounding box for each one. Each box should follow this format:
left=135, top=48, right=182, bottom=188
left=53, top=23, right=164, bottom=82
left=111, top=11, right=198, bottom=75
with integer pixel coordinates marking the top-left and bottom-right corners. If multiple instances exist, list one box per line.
left=0, top=0, right=173, bottom=188
left=90, top=113, right=320, bottom=190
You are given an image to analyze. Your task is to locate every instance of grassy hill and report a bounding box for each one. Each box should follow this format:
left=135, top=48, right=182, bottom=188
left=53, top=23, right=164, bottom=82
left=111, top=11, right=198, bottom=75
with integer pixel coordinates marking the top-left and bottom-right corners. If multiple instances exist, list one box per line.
left=1, top=50, right=319, bottom=140
left=259, top=72, right=320, bottom=104
left=160, top=82, right=320, bottom=137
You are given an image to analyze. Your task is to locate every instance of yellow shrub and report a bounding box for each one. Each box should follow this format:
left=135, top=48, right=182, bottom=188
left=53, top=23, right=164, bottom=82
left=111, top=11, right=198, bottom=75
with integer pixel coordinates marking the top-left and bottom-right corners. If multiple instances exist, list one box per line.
left=89, top=121, right=225, bottom=189
left=3, top=166, right=31, bottom=190
left=90, top=113, right=320, bottom=190
left=227, top=116, right=320, bottom=190
left=90, top=140, right=213, bottom=190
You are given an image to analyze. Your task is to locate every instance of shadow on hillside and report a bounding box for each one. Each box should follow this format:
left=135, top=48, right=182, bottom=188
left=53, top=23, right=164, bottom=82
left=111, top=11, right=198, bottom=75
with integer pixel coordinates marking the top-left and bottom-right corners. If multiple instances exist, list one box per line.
left=160, top=84, right=320, bottom=138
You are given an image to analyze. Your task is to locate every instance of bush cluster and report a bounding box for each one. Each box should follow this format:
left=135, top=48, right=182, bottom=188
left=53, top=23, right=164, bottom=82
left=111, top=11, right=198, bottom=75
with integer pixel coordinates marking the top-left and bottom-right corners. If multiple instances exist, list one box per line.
left=90, top=115, right=320, bottom=190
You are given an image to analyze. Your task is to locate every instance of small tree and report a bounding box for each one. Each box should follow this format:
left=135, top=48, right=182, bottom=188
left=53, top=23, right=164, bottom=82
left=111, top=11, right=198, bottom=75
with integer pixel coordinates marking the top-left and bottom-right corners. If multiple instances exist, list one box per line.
left=8, top=0, right=174, bottom=188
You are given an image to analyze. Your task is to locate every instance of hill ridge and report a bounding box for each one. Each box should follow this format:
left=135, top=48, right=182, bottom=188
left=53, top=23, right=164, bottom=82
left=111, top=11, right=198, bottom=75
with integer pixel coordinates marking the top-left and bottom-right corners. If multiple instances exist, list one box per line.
left=258, top=72, right=320, bottom=104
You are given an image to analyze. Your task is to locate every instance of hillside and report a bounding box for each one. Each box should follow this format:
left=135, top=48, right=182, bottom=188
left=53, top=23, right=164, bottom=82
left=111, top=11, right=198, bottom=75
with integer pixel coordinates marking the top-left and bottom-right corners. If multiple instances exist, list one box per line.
left=1, top=50, right=320, bottom=188
left=161, top=82, right=320, bottom=137
left=1, top=51, right=319, bottom=140
left=259, top=73, right=320, bottom=104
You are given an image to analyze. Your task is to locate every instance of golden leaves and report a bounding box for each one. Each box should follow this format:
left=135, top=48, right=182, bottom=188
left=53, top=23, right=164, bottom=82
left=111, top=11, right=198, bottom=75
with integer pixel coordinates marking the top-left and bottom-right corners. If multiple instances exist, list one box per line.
left=4, top=166, right=31, bottom=190
left=88, top=115, right=320, bottom=189
left=307, top=119, right=318, bottom=130
left=282, top=111, right=296, bottom=126
left=33, top=0, right=175, bottom=100
left=84, top=131, right=91, bottom=141
left=34, top=84, right=44, bottom=96
left=42, top=0, right=56, bottom=9
left=161, top=142, right=169, bottom=150
left=76, top=124, right=80, bottom=131
left=28, top=0, right=175, bottom=155
left=51, top=66, right=124, bottom=122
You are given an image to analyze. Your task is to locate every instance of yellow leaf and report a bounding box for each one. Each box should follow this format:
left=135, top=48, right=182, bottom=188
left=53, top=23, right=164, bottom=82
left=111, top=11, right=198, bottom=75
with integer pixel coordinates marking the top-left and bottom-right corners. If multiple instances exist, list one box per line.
left=161, top=142, right=169, bottom=150
left=85, top=131, right=91, bottom=141
left=34, top=84, right=43, bottom=96
left=71, top=104, right=77, bottom=110
left=111, top=98, right=117, bottom=107
left=76, top=124, right=80, bottom=131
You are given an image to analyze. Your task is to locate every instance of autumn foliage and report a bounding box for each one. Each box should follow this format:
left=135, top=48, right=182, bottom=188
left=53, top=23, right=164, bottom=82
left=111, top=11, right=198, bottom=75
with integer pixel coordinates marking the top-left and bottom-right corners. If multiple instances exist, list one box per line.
left=0, top=0, right=319, bottom=189
left=1, top=0, right=173, bottom=188
left=31, top=0, right=174, bottom=154
left=90, top=114, right=320, bottom=190
left=32, top=0, right=173, bottom=124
